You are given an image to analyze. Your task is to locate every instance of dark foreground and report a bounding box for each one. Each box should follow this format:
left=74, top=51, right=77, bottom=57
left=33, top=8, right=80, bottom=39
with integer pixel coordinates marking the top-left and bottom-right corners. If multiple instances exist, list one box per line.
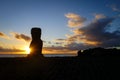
left=0, top=56, right=120, bottom=80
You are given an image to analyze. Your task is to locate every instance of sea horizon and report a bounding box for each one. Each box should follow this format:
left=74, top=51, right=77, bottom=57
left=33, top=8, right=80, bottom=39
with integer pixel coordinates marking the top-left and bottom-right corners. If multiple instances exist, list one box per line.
left=0, top=53, right=77, bottom=57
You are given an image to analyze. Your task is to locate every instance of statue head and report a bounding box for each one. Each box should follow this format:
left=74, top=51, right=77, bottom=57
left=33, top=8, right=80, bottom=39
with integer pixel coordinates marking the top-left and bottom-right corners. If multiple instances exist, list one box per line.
left=31, top=27, right=41, bottom=40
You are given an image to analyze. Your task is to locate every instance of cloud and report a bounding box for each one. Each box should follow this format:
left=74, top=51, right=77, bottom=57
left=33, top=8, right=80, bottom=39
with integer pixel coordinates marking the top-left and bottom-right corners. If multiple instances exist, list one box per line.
left=42, top=13, right=120, bottom=53
left=43, top=46, right=76, bottom=54
left=110, top=4, right=120, bottom=12
left=11, top=32, right=31, bottom=42
left=65, top=13, right=86, bottom=28
left=54, top=39, right=66, bottom=43
left=43, top=12, right=120, bottom=53
left=0, top=32, right=4, bottom=36
left=52, top=13, right=120, bottom=51
left=94, top=14, right=107, bottom=20
left=0, top=46, right=24, bottom=52
left=0, top=32, right=9, bottom=39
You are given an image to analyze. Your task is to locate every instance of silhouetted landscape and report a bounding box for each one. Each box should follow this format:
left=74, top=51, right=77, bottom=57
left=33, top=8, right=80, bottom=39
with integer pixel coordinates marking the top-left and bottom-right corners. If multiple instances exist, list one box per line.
left=78, top=47, right=120, bottom=56
left=0, top=28, right=120, bottom=80
left=1, top=0, right=120, bottom=79
left=0, top=47, right=120, bottom=80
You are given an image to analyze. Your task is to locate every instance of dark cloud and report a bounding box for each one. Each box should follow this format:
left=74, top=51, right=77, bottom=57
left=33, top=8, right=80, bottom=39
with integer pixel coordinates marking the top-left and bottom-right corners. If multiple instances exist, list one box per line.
left=12, top=32, right=31, bottom=42
left=81, top=18, right=120, bottom=46
left=0, top=32, right=9, bottom=39
left=0, top=32, right=4, bottom=36
left=79, top=17, right=115, bottom=42
left=55, top=42, right=62, bottom=45
left=55, top=39, right=65, bottom=41
left=54, top=39, right=66, bottom=44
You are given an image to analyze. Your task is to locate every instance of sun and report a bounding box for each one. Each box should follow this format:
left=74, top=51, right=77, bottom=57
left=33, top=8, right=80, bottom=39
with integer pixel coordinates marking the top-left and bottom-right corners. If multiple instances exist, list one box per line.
left=25, top=47, right=31, bottom=54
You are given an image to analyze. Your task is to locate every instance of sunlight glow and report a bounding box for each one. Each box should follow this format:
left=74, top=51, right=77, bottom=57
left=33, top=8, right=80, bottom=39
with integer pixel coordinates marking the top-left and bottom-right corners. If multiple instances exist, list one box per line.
left=25, top=47, right=31, bottom=54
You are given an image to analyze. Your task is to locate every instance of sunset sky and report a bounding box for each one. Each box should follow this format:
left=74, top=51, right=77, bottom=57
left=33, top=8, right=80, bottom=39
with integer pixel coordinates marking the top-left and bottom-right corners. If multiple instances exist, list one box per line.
left=0, top=0, right=120, bottom=54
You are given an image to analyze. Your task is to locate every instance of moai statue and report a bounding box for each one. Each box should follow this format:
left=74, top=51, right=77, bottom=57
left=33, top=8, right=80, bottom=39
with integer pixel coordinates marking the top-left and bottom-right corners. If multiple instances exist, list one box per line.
left=28, top=27, right=43, bottom=57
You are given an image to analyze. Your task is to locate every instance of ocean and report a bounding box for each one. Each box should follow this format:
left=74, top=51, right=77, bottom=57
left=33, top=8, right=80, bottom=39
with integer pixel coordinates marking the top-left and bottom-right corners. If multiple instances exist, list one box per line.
left=0, top=54, right=77, bottom=58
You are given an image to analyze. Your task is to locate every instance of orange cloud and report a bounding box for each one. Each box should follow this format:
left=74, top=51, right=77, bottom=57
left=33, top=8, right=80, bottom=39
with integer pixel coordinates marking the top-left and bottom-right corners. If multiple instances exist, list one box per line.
left=65, top=13, right=86, bottom=27
left=73, top=29, right=84, bottom=35
left=81, top=39, right=101, bottom=45
left=94, top=14, right=107, bottom=20
left=43, top=47, right=77, bottom=54
left=0, top=46, right=24, bottom=53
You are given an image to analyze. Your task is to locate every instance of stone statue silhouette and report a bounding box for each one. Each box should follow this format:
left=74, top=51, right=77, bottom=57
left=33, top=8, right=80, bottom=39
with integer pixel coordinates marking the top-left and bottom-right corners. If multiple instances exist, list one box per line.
left=28, top=27, right=43, bottom=57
